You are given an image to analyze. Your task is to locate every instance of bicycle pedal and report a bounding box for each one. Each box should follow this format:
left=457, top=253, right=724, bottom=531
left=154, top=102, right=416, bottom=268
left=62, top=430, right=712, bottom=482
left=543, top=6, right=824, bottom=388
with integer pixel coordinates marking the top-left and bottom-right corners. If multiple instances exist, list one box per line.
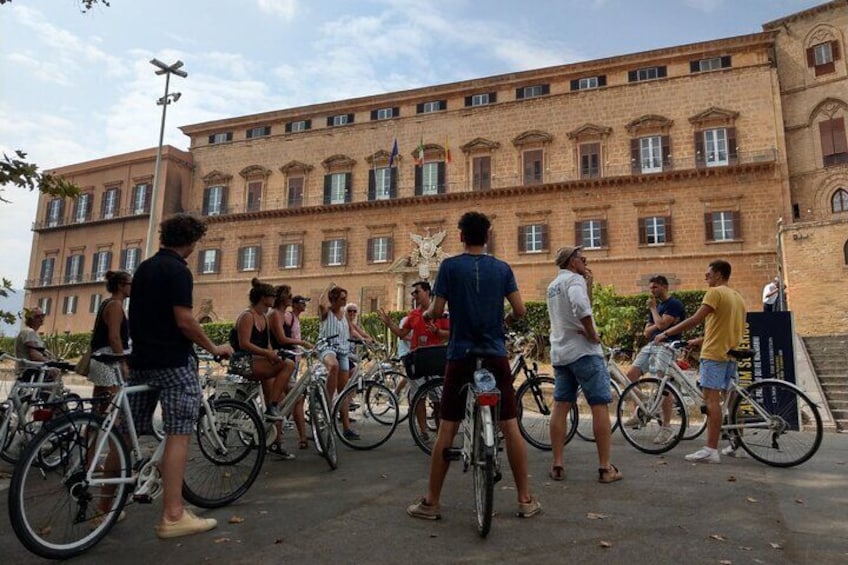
left=494, top=470, right=503, bottom=483
left=132, top=494, right=153, bottom=504
left=443, top=447, right=461, bottom=461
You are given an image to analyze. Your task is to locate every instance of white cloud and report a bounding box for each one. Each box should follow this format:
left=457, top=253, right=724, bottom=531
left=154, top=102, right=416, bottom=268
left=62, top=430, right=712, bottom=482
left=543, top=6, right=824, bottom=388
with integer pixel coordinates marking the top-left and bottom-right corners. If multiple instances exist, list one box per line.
left=256, top=0, right=298, bottom=21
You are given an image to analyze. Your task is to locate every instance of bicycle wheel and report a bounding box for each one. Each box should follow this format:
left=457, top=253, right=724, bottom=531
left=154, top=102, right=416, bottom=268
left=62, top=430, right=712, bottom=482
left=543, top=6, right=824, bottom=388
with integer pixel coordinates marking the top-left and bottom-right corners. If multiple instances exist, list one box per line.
left=409, top=378, right=444, bottom=455
left=9, top=413, right=131, bottom=560
left=515, top=375, right=577, bottom=451
left=473, top=404, right=495, bottom=538
left=309, top=387, right=338, bottom=469
left=371, top=370, right=409, bottom=424
left=617, top=378, right=686, bottom=454
left=575, top=381, right=622, bottom=442
left=333, top=382, right=399, bottom=450
left=730, top=381, right=823, bottom=467
left=680, top=388, right=707, bottom=441
left=182, top=398, right=266, bottom=508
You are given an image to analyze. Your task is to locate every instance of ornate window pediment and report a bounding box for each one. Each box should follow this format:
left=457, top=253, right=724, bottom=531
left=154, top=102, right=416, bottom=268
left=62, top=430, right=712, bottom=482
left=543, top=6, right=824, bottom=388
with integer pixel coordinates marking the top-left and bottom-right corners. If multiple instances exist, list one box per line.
left=809, top=98, right=848, bottom=123
left=279, top=160, right=314, bottom=174
left=202, top=170, right=232, bottom=186
left=805, top=25, right=838, bottom=47
left=626, top=114, right=674, bottom=134
left=567, top=123, right=612, bottom=140
left=512, top=130, right=553, bottom=147
left=689, top=107, right=739, bottom=127
left=239, top=165, right=271, bottom=179
left=366, top=149, right=400, bottom=166
left=408, top=144, right=445, bottom=160
left=460, top=137, right=500, bottom=154
left=322, top=154, right=356, bottom=171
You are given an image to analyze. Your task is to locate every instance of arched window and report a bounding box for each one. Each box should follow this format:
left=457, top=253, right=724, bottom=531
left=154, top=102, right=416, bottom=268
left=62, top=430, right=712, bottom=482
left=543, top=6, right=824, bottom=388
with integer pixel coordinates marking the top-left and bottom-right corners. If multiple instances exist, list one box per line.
left=832, top=188, right=848, bottom=213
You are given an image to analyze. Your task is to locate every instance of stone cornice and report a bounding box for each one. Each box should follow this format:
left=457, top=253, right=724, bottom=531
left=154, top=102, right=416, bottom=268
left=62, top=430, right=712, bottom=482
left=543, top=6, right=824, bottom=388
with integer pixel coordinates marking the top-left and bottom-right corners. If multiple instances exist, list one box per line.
left=460, top=138, right=501, bottom=153
left=279, top=160, right=314, bottom=174
left=239, top=165, right=271, bottom=179
left=626, top=114, right=674, bottom=134
left=322, top=154, right=356, bottom=170
left=763, top=1, right=846, bottom=30
left=202, top=170, right=233, bottom=186
left=689, top=106, right=740, bottom=126
left=567, top=123, right=612, bottom=139
left=512, top=130, right=554, bottom=147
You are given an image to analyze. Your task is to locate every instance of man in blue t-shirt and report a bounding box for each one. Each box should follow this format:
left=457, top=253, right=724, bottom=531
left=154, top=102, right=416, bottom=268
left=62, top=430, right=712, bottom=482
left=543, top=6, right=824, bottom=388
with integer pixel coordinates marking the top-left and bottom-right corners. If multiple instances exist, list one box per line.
left=622, top=275, right=686, bottom=444
left=406, top=211, right=540, bottom=521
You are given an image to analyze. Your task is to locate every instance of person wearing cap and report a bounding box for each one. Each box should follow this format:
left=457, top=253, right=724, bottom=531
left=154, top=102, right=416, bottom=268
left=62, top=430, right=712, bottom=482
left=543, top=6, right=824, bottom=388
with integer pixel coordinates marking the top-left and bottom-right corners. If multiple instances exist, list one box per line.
left=546, top=245, right=622, bottom=484
left=14, top=307, right=56, bottom=379
left=345, top=303, right=374, bottom=343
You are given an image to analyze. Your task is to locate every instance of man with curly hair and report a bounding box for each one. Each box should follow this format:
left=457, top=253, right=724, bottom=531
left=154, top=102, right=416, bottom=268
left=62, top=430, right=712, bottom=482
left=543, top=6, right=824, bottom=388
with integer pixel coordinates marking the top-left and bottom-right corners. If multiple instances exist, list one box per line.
left=129, top=214, right=233, bottom=539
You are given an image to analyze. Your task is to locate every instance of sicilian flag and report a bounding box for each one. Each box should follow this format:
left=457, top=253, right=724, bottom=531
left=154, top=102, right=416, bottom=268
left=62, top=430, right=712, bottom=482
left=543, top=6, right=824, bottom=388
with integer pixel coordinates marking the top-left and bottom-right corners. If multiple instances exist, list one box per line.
left=389, top=138, right=399, bottom=167
left=416, top=136, right=425, bottom=166
left=445, top=135, right=452, bottom=164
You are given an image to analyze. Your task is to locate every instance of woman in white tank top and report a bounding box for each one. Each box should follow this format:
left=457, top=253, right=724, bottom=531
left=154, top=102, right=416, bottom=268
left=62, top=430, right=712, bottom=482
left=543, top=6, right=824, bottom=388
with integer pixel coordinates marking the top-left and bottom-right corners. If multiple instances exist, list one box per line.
left=318, top=284, right=358, bottom=439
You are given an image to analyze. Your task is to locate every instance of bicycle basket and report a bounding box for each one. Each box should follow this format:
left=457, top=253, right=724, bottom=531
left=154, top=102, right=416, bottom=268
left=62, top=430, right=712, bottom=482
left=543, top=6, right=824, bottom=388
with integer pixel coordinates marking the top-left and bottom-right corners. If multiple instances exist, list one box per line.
left=411, top=345, right=447, bottom=380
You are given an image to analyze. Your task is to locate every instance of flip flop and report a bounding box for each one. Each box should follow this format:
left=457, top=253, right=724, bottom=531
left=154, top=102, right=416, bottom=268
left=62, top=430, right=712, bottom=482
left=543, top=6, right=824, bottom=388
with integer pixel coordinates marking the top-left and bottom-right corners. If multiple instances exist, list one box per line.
left=549, top=465, right=565, bottom=481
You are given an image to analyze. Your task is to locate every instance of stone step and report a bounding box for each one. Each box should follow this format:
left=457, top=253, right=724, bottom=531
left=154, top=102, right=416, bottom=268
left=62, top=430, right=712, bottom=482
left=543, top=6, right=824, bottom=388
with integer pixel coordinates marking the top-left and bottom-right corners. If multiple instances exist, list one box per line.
left=819, top=375, right=848, bottom=384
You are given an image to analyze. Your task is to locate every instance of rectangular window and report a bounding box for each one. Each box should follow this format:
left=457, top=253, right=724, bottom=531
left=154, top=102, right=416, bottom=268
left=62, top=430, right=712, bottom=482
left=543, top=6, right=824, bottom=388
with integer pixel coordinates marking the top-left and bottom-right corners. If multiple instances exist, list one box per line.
left=74, top=193, right=91, bottom=223
left=132, top=184, right=150, bottom=215
left=238, top=246, right=260, bottom=272
left=472, top=156, right=491, bottom=191
left=209, top=132, right=233, bottom=144
left=517, top=84, right=549, bottom=99
left=368, top=236, right=392, bottom=263
left=372, top=107, right=396, bottom=120
left=102, top=188, right=119, bottom=219
left=578, top=220, right=607, bottom=249
left=422, top=162, right=439, bottom=195
left=523, top=150, right=543, bottom=185
left=205, top=186, right=225, bottom=216
left=288, top=177, right=304, bottom=208
left=65, top=254, right=84, bottom=283
left=418, top=100, right=445, bottom=114
left=375, top=168, right=392, bottom=200
left=322, top=239, right=346, bottom=267
left=814, top=42, right=833, bottom=66
left=46, top=198, right=63, bottom=227
left=330, top=173, right=347, bottom=204
left=63, top=295, right=78, bottom=315
left=331, top=114, right=350, bottom=126
left=580, top=143, right=601, bottom=179
left=89, top=293, right=103, bottom=314
left=705, top=211, right=741, bottom=242
left=704, top=128, right=729, bottom=167
left=640, top=136, right=663, bottom=173
left=287, top=120, right=311, bottom=133
left=38, top=297, right=52, bottom=315
left=519, top=224, right=548, bottom=253
left=39, top=258, right=55, bottom=287
left=122, top=247, right=140, bottom=272
left=628, top=66, right=667, bottom=82
left=279, top=243, right=302, bottom=269
left=246, top=126, right=271, bottom=139
left=199, top=249, right=220, bottom=274
left=246, top=181, right=262, bottom=212
left=471, top=93, right=490, bottom=106
left=579, top=77, right=598, bottom=89
left=92, top=250, right=112, bottom=281
left=639, top=216, right=671, bottom=246
left=807, top=41, right=840, bottom=76
left=819, top=117, right=848, bottom=167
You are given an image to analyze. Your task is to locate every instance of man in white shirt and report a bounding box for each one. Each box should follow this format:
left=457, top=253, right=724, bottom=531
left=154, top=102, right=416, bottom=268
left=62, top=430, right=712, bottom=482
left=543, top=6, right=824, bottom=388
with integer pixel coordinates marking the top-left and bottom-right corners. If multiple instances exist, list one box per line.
left=762, top=277, right=779, bottom=312
left=546, top=246, right=622, bottom=484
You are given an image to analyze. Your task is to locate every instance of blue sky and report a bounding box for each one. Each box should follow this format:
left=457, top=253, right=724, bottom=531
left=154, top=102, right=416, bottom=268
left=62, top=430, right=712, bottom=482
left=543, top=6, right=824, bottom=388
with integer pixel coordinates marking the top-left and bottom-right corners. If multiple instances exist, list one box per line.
left=0, top=0, right=825, bottom=290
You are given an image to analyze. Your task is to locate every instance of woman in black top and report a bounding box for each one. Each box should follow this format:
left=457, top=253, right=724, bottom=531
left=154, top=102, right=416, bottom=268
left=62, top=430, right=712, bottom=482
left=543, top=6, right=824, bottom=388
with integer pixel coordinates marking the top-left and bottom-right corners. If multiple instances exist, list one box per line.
left=87, top=270, right=132, bottom=398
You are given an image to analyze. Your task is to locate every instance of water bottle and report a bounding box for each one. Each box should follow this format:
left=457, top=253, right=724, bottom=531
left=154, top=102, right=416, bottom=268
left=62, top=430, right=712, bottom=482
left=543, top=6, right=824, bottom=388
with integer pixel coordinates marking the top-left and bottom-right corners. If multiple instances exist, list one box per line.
left=473, top=368, right=496, bottom=392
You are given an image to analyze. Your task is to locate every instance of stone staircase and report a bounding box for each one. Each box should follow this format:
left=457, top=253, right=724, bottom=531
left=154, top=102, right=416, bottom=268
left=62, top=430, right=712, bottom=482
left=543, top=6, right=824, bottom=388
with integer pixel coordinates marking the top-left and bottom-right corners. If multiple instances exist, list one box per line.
left=803, top=335, right=848, bottom=432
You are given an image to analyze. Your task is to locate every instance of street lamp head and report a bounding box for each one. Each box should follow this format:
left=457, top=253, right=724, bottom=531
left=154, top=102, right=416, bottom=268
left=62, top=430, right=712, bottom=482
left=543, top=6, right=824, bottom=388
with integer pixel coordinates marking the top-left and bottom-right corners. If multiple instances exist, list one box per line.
left=149, top=58, right=188, bottom=78
left=171, top=92, right=181, bottom=102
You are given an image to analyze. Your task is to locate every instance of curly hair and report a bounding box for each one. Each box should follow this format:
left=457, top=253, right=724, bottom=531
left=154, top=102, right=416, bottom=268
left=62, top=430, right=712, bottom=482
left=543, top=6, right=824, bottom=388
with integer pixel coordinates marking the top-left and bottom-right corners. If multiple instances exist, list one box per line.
left=159, top=214, right=208, bottom=248
left=458, top=211, right=490, bottom=246
left=328, top=286, right=347, bottom=303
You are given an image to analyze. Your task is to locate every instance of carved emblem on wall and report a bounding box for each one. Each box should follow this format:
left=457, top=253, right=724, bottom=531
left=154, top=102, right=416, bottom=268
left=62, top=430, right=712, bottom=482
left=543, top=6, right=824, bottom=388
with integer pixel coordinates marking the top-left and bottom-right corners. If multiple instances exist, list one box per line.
left=410, top=229, right=448, bottom=279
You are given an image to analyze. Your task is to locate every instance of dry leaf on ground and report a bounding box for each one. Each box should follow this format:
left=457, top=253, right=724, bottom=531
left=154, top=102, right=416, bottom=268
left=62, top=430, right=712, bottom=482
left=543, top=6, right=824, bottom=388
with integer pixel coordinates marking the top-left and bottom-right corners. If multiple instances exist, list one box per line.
left=719, top=560, right=732, bottom=564
left=599, top=540, right=612, bottom=548
left=710, top=534, right=727, bottom=541
left=794, top=498, right=804, bottom=504
left=213, top=537, right=231, bottom=544
left=727, top=475, right=737, bottom=482
left=769, top=542, right=783, bottom=550
left=274, top=538, right=284, bottom=544
left=587, top=512, right=608, bottom=520
left=228, top=515, right=245, bottom=524
left=745, top=497, right=758, bottom=503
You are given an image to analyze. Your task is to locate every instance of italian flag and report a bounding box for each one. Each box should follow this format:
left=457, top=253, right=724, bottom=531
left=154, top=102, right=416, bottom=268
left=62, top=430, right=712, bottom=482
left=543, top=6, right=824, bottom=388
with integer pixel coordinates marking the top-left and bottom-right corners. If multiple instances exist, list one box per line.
left=416, top=137, right=425, bottom=166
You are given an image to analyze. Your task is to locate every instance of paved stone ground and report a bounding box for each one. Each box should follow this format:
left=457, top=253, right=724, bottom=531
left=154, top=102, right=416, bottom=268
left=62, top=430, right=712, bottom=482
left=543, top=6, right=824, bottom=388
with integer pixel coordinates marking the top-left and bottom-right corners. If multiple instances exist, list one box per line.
left=1, top=418, right=846, bottom=564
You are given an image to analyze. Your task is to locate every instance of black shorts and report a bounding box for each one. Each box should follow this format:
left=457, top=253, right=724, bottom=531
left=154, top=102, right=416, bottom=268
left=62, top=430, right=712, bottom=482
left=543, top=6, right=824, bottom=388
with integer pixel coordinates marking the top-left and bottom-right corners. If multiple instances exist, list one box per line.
left=439, top=357, right=517, bottom=422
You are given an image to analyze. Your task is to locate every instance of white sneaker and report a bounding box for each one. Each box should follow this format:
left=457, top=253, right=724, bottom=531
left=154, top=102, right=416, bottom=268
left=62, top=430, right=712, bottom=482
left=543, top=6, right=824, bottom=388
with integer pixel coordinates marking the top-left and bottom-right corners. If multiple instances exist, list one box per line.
left=721, top=444, right=741, bottom=457
left=652, top=427, right=675, bottom=444
left=622, top=413, right=642, bottom=427
left=684, top=447, right=720, bottom=464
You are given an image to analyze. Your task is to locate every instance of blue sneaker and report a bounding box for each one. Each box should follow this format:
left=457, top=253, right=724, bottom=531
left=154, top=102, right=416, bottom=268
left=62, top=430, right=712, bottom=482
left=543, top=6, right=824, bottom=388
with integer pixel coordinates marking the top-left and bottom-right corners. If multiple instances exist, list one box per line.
left=342, top=428, right=360, bottom=440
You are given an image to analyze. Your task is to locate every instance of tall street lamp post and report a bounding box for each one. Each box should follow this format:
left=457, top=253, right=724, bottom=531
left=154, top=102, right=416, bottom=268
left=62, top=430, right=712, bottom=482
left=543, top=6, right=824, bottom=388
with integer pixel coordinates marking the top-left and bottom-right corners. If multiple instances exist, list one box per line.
left=144, top=58, right=187, bottom=259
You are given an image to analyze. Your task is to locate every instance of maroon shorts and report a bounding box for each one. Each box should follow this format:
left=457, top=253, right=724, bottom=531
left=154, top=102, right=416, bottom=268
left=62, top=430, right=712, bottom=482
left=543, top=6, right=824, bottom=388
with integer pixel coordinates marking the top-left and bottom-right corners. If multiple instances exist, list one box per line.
left=439, top=357, right=517, bottom=422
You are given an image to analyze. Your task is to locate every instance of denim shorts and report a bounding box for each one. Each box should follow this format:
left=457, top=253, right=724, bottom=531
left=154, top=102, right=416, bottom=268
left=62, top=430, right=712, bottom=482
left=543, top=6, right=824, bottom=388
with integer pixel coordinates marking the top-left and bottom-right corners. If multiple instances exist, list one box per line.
left=631, top=344, right=674, bottom=375
left=698, top=359, right=738, bottom=391
left=128, top=359, right=201, bottom=436
left=320, top=349, right=350, bottom=372
left=553, top=354, right=612, bottom=405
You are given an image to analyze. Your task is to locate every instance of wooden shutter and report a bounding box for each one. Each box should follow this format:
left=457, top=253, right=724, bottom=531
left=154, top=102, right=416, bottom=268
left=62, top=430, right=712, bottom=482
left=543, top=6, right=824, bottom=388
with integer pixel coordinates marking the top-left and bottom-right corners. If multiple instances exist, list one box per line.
left=85, top=194, right=92, bottom=220
left=390, top=168, right=398, bottom=198
left=732, top=211, right=742, bottom=240
left=346, top=113, right=355, bottom=124
left=247, top=181, right=262, bottom=212
left=820, top=119, right=835, bottom=156
left=437, top=162, right=446, bottom=194
left=326, top=116, right=334, bottom=127
left=89, top=294, right=98, bottom=313
left=541, top=224, right=550, bottom=251
left=664, top=217, right=673, bottom=243
left=370, top=109, right=379, bottom=120
left=832, top=40, right=841, bottom=61
left=631, top=139, right=641, bottom=174
left=720, top=55, right=732, bottom=68
left=517, top=226, right=527, bottom=252
left=278, top=245, right=286, bottom=268
left=237, top=248, right=245, bottom=271
left=368, top=169, right=376, bottom=201
left=62, top=296, right=69, bottom=314
left=304, top=119, right=311, bottom=130
left=91, top=253, right=98, bottom=277
left=414, top=165, right=422, bottom=196
left=144, top=185, right=153, bottom=213
left=541, top=84, right=550, bottom=95
left=208, top=134, right=215, bottom=144
left=197, top=252, right=204, bottom=272
left=661, top=135, right=671, bottom=169
left=464, top=95, right=473, bottom=107
left=65, top=256, right=72, bottom=283
left=694, top=131, right=705, bottom=168
left=574, top=222, right=583, bottom=247
left=392, top=107, right=399, bottom=117
left=202, top=188, right=210, bottom=215
left=516, top=88, right=525, bottom=99
left=690, top=60, right=700, bottom=73
left=486, top=229, right=496, bottom=256
left=489, top=92, right=497, bottom=103
left=220, top=187, right=229, bottom=214
left=344, top=173, right=353, bottom=202
left=213, top=250, right=221, bottom=273
left=226, top=132, right=233, bottom=142
left=341, top=240, right=348, bottom=265
left=657, top=66, right=667, bottom=78
left=834, top=117, right=848, bottom=154
left=323, top=175, right=332, bottom=205
left=416, top=103, right=424, bottom=113
left=628, top=70, right=638, bottom=82
left=638, top=218, right=647, bottom=245
left=366, top=238, right=374, bottom=262
left=599, top=220, right=609, bottom=247
left=285, top=122, right=293, bottom=133
left=727, top=127, right=738, bottom=164
left=321, top=241, right=329, bottom=266
left=597, top=75, right=607, bottom=87
left=570, top=79, right=580, bottom=91
left=387, top=237, right=394, bottom=261
left=704, top=213, right=715, bottom=241
left=439, top=100, right=447, bottom=110
left=806, top=46, right=816, bottom=67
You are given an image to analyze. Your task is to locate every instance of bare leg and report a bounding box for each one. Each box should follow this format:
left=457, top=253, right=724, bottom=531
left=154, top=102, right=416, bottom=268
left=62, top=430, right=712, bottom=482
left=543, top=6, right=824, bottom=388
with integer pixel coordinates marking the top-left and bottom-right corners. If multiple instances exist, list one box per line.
left=337, top=369, right=351, bottom=430
left=160, top=434, right=191, bottom=522
left=591, top=403, right=612, bottom=467
left=703, top=388, right=722, bottom=449
left=550, top=400, right=572, bottom=469
left=425, top=420, right=460, bottom=506
left=500, top=418, right=533, bottom=503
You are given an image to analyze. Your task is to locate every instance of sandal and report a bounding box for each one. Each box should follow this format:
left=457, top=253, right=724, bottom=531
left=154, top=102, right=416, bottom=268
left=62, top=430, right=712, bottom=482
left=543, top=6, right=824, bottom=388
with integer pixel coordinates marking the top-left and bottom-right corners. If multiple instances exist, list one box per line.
left=298, top=439, right=309, bottom=450
left=549, top=465, right=565, bottom=481
left=598, top=464, right=623, bottom=484
left=268, top=442, right=295, bottom=460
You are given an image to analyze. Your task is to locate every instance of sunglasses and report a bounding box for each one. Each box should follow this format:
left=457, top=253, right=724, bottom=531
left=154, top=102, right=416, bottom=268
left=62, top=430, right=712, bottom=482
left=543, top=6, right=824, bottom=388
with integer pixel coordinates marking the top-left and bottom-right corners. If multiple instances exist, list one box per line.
left=347, top=309, right=358, bottom=314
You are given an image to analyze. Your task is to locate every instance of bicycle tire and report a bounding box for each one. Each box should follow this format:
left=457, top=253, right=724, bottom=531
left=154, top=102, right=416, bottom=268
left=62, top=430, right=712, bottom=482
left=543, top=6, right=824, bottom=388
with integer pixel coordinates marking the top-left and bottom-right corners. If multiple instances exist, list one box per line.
left=731, top=380, right=823, bottom=468
left=370, top=370, right=409, bottom=424
left=515, top=375, right=577, bottom=451
left=182, top=398, right=266, bottom=508
left=575, top=380, right=622, bottom=442
left=409, top=378, right=444, bottom=455
left=9, top=413, right=131, bottom=560
left=333, top=382, right=399, bottom=450
left=309, top=387, right=338, bottom=469
left=0, top=392, right=73, bottom=465
left=680, top=390, right=707, bottom=441
left=473, top=404, right=495, bottom=538
left=617, top=377, right=686, bottom=455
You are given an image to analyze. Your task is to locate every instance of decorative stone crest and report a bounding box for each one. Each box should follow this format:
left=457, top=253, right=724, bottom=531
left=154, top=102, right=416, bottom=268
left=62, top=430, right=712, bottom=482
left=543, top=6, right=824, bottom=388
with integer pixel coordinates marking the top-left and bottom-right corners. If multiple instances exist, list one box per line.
left=409, top=228, right=448, bottom=279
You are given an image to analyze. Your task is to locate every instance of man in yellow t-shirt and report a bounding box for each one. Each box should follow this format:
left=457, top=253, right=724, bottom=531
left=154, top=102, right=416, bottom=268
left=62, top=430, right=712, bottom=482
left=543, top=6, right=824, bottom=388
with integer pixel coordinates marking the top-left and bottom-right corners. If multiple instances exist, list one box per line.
left=654, top=259, right=746, bottom=464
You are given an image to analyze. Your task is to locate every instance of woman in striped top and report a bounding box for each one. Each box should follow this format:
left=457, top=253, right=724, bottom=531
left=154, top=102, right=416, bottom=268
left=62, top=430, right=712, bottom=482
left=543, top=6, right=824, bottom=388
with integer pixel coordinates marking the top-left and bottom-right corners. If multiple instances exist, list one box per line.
left=318, top=283, right=358, bottom=440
